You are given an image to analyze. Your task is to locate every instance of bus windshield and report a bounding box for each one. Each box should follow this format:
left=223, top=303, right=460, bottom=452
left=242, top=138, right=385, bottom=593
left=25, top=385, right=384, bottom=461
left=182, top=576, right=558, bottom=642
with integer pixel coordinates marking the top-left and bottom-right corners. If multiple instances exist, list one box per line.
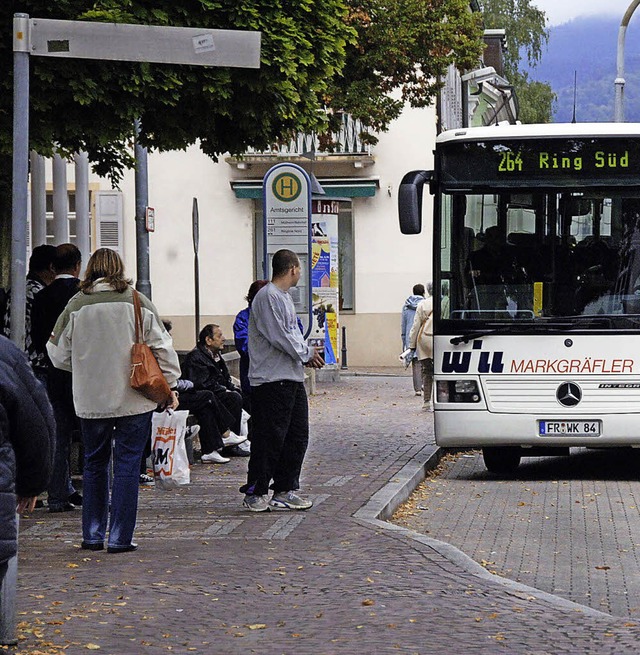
left=439, top=190, right=640, bottom=328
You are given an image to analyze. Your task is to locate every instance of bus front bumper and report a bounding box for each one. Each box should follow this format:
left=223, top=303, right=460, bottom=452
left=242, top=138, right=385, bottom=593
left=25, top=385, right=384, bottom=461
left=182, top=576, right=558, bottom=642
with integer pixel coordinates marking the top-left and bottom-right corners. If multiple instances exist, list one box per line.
left=434, top=409, right=640, bottom=448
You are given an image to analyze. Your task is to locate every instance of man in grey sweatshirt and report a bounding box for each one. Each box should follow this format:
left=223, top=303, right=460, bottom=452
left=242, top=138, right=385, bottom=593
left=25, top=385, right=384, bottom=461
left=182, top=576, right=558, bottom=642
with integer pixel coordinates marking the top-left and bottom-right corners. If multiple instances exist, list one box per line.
left=241, top=249, right=324, bottom=512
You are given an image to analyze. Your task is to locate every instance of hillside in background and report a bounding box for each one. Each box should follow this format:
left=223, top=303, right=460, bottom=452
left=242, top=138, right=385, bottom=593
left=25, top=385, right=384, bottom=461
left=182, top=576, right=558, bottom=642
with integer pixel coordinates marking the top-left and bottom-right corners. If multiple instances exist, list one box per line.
left=526, top=15, right=640, bottom=123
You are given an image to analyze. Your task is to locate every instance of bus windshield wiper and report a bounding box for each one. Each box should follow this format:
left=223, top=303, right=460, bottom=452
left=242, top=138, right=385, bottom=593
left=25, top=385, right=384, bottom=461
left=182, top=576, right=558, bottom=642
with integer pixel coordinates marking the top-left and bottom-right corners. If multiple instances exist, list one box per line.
left=449, top=321, right=576, bottom=345
left=450, top=324, right=537, bottom=345
left=450, top=316, right=615, bottom=345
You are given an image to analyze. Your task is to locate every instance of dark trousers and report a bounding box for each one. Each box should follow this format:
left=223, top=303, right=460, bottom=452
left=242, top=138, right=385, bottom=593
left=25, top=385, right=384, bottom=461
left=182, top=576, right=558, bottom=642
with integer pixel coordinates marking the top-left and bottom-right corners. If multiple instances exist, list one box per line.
left=40, top=369, right=78, bottom=508
left=215, top=389, right=243, bottom=435
left=178, top=389, right=230, bottom=454
left=244, top=381, right=309, bottom=496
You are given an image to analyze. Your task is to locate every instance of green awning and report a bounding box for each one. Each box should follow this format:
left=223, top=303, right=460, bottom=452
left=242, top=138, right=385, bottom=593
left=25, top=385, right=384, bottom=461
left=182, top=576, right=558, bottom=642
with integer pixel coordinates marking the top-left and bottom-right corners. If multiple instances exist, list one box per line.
left=231, top=178, right=378, bottom=199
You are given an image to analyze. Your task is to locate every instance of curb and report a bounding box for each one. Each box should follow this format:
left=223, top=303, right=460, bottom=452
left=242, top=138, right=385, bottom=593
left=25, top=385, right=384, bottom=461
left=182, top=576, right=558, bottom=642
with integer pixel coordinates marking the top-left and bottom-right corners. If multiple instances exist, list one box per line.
left=340, top=371, right=407, bottom=379
left=354, top=443, right=613, bottom=620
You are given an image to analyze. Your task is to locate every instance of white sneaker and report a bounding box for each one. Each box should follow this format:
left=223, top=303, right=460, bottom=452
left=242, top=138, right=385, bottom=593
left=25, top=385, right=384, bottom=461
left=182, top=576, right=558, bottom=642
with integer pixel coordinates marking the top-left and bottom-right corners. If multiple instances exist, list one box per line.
left=237, top=440, right=251, bottom=454
left=269, top=491, right=313, bottom=510
left=243, top=494, right=270, bottom=512
left=201, top=451, right=230, bottom=463
left=222, top=432, right=247, bottom=447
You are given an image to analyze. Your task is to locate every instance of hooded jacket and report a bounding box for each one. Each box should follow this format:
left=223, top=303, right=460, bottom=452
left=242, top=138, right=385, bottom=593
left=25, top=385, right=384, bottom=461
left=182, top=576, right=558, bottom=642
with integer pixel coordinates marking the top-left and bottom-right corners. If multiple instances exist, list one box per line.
left=401, top=294, right=424, bottom=350
left=0, top=336, right=54, bottom=564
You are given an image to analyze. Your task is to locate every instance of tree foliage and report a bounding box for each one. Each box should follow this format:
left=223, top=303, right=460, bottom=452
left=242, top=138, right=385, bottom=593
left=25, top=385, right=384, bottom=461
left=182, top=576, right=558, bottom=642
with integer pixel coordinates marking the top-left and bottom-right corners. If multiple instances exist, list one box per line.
left=0, top=0, right=354, bottom=183
left=329, top=0, right=485, bottom=133
left=481, top=0, right=556, bottom=122
left=512, top=72, right=557, bottom=124
left=1, top=0, right=484, bottom=180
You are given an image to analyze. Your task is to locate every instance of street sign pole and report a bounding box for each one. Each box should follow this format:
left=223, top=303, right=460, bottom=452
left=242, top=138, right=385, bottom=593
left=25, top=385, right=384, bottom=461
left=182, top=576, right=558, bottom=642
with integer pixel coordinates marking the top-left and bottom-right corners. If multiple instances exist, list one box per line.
left=9, top=14, right=30, bottom=348
left=134, top=119, right=152, bottom=299
left=192, top=198, right=200, bottom=343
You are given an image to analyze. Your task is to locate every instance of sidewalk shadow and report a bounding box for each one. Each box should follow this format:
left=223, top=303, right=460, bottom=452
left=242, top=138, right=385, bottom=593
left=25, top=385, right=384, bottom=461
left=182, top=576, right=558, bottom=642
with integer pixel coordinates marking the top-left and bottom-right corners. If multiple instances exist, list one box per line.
left=464, top=447, right=640, bottom=482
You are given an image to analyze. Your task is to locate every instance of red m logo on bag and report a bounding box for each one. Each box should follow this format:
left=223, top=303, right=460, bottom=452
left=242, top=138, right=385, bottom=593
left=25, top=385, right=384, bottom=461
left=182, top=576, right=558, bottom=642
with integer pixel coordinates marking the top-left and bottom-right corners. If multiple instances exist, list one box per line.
left=153, top=434, right=176, bottom=476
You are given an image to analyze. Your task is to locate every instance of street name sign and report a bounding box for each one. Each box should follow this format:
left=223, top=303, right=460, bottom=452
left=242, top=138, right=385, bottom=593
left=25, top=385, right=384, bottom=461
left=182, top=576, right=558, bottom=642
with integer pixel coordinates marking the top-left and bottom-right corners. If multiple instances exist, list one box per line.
left=27, top=18, right=261, bottom=68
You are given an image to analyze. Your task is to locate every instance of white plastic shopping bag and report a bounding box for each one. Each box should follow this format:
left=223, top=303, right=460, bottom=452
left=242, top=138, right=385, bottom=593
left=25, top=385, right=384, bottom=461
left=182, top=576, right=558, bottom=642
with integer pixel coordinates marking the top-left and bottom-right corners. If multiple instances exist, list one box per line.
left=151, top=409, right=190, bottom=490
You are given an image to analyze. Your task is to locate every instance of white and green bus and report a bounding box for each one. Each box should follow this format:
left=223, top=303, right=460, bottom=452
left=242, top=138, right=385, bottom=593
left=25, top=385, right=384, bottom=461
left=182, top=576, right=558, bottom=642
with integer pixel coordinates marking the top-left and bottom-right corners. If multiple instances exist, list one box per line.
left=399, top=123, right=640, bottom=473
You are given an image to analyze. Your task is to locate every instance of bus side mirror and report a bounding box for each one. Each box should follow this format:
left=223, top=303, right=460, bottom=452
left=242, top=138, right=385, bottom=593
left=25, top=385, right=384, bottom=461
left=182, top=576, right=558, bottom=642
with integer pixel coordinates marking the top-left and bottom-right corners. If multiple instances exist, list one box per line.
left=398, top=170, right=433, bottom=234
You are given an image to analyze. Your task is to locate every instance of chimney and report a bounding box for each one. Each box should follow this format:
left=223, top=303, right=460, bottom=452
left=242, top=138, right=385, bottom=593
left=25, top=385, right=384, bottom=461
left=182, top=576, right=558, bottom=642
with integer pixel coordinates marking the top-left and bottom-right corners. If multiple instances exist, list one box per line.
left=483, top=29, right=506, bottom=77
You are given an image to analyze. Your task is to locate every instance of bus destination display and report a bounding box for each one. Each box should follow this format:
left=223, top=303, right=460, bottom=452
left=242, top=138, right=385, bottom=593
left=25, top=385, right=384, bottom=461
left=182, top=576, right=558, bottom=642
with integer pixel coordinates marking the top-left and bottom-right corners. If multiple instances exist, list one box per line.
left=439, top=137, right=640, bottom=187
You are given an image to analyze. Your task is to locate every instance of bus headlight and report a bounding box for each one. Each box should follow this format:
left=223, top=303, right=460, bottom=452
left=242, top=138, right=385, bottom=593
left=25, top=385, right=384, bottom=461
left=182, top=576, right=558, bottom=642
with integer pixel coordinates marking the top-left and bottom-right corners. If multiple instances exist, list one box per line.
left=436, top=380, right=481, bottom=403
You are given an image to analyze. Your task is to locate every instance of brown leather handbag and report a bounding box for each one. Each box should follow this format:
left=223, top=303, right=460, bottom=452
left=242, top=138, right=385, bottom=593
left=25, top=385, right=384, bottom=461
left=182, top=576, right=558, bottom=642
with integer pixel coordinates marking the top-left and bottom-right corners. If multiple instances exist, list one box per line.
left=130, top=290, right=172, bottom=405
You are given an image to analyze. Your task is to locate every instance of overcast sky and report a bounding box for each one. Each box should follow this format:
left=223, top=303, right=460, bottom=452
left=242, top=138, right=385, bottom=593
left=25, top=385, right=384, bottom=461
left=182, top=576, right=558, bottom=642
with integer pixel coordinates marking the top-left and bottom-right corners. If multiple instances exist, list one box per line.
left=531, top=0, right=637, bottom=26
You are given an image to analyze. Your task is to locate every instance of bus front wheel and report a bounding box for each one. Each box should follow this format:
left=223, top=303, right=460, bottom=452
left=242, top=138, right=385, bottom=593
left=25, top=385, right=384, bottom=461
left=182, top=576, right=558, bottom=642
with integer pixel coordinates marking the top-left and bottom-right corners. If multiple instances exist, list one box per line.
left=482, top=447, right=522, bottom=474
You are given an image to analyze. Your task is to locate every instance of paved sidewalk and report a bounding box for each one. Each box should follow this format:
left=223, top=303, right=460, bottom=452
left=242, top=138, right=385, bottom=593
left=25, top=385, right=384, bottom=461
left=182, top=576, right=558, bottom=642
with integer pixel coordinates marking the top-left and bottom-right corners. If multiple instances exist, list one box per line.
left=393, top=447, right=640, bottom=618
left=14, top=373, right=640, bottom=654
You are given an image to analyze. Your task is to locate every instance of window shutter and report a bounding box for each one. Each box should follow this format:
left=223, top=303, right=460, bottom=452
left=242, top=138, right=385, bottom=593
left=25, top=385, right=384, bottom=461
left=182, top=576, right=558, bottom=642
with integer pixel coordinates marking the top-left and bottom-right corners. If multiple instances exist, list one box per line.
left=93, top=190, right=124, bottom=256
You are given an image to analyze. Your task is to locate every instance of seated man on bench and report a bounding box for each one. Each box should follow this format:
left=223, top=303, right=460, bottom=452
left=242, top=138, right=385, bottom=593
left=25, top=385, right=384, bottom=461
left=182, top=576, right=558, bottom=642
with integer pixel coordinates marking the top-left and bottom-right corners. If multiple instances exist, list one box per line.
left=164, top=321, right=246, bottom=463
left=182, top=324, right=247, bottom=457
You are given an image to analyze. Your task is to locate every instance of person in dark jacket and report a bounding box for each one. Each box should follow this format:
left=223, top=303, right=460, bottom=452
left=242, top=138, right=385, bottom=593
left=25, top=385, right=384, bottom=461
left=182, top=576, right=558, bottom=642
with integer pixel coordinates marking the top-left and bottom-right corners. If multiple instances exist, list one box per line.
left=183, top=324, right=244, bottom=436
left=2, top=245, right=56, bottom=368
left=0, top=335, right=55, bottom=569
left=162, top=321, right=245, bottom=464
left=30, top=244, right=82, bottom=512
left=233, top=280, right=269, bottom=401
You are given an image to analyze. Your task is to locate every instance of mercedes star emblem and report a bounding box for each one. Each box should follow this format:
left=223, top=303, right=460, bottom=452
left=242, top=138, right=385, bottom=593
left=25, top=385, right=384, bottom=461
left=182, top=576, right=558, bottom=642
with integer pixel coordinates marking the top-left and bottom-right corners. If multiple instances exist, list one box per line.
left=556, top=382, right=582, bottom=407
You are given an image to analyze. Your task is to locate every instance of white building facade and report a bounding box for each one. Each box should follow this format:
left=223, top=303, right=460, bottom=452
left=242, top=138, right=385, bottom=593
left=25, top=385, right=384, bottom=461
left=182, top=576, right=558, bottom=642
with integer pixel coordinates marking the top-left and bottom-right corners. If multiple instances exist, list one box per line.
left=32, top=103, right=436, bottom=366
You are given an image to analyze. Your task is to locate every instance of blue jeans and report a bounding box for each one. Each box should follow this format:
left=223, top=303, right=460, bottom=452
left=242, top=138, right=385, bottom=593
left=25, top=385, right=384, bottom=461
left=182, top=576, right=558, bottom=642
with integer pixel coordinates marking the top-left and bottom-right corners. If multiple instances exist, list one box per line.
left=80, top=412, right=152, bottom=548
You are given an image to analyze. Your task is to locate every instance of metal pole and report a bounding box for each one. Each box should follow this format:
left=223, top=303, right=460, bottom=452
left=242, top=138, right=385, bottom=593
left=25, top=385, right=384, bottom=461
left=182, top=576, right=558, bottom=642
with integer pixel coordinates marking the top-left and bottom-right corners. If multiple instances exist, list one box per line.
left=134, top=119, right=152, bottom=299
left=10, top=14, right=30, bottom=349
left=614, top=0, right=640, bottom=122
left=340, top=325, right=348, bottom=369
left=192, top=198, right=200, bottom=344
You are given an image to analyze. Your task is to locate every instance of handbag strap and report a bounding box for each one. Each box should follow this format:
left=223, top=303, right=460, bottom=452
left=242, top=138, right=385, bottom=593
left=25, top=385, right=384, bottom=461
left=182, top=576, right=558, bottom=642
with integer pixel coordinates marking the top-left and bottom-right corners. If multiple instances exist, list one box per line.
left=132, top=289, right=143, bottom=345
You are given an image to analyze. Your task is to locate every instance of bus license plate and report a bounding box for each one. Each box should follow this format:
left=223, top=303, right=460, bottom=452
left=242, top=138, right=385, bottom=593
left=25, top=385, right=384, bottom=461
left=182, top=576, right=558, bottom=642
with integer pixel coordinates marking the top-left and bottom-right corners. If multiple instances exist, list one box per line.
left=539, top=420, right=601, bottom=437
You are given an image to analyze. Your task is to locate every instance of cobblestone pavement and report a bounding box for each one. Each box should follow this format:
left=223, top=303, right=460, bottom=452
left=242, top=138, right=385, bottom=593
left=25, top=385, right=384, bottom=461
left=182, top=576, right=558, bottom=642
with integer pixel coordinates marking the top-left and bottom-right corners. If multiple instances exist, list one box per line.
left=394, top=447, right=640, bottom=619
left=13, top=371, right=640, bottom=654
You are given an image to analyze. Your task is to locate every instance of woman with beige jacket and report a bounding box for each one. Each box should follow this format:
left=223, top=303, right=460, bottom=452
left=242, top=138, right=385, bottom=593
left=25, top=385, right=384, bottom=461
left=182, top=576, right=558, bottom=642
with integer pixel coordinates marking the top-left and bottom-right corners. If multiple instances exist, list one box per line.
left=408, top=283, right=434, bottom=410
left=48, top=248, right=180, bottom=553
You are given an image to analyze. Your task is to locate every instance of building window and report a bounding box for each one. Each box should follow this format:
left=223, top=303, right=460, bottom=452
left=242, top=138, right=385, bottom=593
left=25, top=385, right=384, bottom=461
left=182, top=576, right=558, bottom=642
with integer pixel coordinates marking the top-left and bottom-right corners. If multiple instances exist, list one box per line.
left=253, top=200, right=355, bottom=311
left=45, top=191, right=81, bottom=244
